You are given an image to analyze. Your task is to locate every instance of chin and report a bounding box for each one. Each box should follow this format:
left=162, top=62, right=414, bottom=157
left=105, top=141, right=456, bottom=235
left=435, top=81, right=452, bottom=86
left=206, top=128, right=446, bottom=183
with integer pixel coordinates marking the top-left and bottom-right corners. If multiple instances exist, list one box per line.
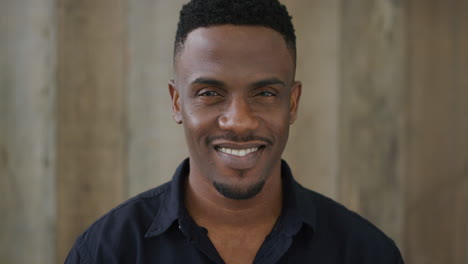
left=212, top=179, right=265, bottom=200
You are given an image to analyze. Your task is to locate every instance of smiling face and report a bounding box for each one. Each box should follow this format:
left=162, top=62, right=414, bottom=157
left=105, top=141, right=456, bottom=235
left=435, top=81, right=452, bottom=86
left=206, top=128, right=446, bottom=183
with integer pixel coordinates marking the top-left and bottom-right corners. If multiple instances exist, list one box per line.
left=170, top=25, right=301, bottom=200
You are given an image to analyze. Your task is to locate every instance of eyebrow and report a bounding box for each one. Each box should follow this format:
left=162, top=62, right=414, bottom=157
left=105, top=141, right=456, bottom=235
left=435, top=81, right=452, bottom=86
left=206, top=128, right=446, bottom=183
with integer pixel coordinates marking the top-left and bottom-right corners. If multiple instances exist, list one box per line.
left=191, top=77, right=226, bottom=87
left=251, top=78, right=286, bottom=87
left=190, top=77, right=286, bottom=88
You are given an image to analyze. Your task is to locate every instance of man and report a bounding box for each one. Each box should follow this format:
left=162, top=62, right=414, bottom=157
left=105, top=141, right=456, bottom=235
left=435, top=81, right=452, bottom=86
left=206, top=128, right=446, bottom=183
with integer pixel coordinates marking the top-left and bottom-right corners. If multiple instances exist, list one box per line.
left=65, top=0, right=404, bottom=263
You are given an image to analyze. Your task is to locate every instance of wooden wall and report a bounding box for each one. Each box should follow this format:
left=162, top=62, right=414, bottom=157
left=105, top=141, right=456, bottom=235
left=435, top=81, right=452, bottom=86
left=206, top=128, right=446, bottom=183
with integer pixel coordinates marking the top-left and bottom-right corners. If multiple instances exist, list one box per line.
left=56, top=1, right=127, bottom=262
left=1, top=1, right=56, bottom=263
left=339, top=0, right=407, bottom=247
left=406, top=0, right=468, bottom=262
left=283, top=0, right=340, bottom=200
left=1, top=0, right=467, bottom=263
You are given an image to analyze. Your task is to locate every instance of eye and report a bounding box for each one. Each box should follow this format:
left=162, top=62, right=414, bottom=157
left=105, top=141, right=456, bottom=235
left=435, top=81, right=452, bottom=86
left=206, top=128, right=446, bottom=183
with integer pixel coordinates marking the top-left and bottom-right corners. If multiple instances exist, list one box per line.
left=198, top=90, right=220, bottom=97
left=256, top=90, right=276, bottom=97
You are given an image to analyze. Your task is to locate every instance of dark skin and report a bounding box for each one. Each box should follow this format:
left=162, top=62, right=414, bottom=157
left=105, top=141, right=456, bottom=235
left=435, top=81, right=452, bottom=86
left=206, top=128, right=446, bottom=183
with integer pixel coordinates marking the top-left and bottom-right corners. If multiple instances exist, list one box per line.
left=169, top=25, right=301, bottom=264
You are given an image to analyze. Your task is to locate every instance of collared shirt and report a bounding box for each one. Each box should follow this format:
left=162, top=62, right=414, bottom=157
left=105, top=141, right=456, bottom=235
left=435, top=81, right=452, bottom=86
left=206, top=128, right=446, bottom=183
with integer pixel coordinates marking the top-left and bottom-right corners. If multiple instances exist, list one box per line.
left=65, top=159, right=404, bottom=263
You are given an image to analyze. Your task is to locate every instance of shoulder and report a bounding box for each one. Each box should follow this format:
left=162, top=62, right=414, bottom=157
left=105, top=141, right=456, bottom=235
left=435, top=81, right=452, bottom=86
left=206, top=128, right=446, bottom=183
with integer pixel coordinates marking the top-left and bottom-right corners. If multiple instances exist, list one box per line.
left=87, top=181, right=171, bottom=233
left=294, top=182, right=403, bottom=262
left=66, top=182, right=172, bottom=263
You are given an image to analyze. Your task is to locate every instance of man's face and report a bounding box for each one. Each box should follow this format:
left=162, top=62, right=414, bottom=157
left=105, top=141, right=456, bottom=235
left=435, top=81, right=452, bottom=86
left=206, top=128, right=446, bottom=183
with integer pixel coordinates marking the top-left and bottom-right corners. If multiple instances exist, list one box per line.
left=170, top=25, right=301, bottom=200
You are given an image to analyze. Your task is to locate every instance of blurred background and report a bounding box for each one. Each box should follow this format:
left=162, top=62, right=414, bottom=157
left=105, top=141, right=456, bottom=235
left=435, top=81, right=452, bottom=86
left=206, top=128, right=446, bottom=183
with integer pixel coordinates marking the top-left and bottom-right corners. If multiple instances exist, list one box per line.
left=1, top=0, right=467, bottom=263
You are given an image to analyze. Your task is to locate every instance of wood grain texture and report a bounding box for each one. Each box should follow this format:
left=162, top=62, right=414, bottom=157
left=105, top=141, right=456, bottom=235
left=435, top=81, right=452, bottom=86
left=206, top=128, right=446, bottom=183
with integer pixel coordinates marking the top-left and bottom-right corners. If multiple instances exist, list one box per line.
left=282, top=0, right=341, bottom=199
left=127, top=0, right=188, bottom=197
left=56, top=0, right=126, bottom=262
left=339, top=0, right=407, bottom=247
left=0, top=1, right=56, bottom=263
left=406, top=0, right=468, bottom=262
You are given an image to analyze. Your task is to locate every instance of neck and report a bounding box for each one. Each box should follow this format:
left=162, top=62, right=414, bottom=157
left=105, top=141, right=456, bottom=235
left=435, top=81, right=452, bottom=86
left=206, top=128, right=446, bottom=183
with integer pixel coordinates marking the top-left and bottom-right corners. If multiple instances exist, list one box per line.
left=184, top=165, right=283, bottom=229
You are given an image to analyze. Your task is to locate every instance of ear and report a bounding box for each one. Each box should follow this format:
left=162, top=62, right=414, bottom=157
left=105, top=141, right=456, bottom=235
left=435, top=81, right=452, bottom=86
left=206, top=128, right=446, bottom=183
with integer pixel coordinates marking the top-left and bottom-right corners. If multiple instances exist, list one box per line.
left=289, top=81, right=302, bottom=124
left=168, top=80, right=182, bottom=124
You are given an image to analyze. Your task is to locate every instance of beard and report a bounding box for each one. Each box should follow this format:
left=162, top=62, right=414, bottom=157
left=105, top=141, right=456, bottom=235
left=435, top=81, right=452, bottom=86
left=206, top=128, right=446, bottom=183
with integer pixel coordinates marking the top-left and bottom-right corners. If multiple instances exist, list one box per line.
left=213, top=179, right=265, bottom=200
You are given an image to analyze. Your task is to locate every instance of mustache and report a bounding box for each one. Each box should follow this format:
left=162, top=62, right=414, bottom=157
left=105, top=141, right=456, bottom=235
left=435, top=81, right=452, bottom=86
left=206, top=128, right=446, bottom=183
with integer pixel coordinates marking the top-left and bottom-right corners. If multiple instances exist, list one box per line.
left=206, top=132, right=274, bottom=146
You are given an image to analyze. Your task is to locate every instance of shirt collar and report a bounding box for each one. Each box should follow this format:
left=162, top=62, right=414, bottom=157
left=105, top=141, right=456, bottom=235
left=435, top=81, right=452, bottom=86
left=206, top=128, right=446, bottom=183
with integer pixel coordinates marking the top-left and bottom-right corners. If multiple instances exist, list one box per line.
left=145, top=159, right=317, bottom=238
left=145, top=158, right=190, bottom=238
left=279, top=160, right=317, bottom=236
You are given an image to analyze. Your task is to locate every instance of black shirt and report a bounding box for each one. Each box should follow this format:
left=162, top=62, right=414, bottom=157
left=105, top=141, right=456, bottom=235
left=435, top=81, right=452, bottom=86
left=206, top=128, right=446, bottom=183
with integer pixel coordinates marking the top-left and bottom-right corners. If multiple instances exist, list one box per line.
left=65, top=159, right=404, bottom=263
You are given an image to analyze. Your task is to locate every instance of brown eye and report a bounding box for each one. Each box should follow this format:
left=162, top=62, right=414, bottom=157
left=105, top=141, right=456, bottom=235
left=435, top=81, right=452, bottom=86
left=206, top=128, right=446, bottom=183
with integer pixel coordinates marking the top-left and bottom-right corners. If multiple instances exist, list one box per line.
left=198, top=91, right=220, bottom=97
left=256, top=91, right=276, bottom=97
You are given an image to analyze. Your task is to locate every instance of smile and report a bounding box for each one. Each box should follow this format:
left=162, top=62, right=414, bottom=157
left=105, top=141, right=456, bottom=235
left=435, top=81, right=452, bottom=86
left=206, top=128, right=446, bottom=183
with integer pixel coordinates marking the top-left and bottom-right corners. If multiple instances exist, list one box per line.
left=217, top=147, right=260, bottom=157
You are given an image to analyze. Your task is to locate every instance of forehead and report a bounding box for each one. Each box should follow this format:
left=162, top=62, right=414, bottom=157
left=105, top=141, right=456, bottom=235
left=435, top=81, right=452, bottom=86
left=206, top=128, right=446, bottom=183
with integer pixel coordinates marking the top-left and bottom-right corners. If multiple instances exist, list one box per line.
left=175, top=25, right=295, bottom=84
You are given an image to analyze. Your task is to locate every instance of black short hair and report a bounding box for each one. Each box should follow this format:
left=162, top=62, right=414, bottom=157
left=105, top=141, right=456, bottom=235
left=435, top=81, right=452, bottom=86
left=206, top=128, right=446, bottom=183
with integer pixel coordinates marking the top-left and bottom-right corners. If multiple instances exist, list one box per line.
left=174, top=0, right=296, bottom=60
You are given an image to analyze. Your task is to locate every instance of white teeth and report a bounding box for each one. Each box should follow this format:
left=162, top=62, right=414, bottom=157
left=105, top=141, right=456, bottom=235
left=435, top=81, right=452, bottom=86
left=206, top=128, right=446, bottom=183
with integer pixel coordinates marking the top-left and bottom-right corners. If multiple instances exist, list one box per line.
left=218, top=147, right=259, bottom=157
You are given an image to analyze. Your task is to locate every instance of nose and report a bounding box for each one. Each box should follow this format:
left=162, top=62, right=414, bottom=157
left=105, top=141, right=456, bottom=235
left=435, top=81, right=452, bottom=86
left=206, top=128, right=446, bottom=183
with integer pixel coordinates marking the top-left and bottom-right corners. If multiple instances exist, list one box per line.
left=218, top=97, right=259, bottom=134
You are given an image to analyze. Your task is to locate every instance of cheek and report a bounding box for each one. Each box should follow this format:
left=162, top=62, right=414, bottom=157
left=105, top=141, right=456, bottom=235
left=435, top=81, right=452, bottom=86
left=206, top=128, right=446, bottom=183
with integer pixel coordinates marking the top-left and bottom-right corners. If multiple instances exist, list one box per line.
left=181, top=105, right=220, bottom=143
left=262, top=112, right=291, bottom=144
left=182, top=107, right=218, bottom=129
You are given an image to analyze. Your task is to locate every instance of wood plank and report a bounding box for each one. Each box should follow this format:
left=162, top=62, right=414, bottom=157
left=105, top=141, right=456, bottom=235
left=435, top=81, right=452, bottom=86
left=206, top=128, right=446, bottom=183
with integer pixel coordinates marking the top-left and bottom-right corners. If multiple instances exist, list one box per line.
left=127, top=0, right=188, bottom=197
left=282, top=0, right=341, bottom=199
left=406, top=0, right=468, bottom=262
left=407, top=0, right=465, bottom=208
left=406, top=179, right=468, bottom=263
left=56, top=0, right=126, bottom=262
left=0, top=1, right=56, bottom=263
left=453, top=4, right=468, bottom=263
left=338, top=0, right=406, bottom=247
